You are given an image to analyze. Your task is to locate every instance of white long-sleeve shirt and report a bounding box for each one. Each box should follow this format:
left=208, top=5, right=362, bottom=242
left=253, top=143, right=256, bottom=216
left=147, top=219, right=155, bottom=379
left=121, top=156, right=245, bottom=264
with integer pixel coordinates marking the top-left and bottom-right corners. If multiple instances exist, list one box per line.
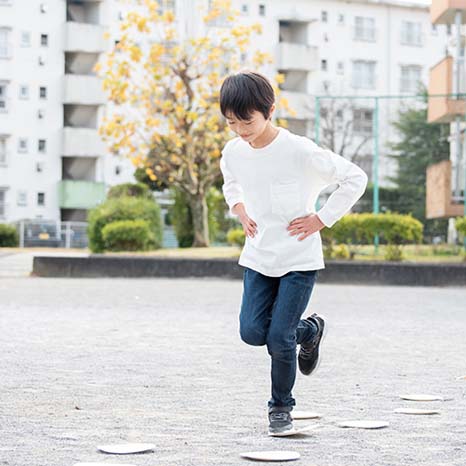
left=220, top=127, right=368, bottom=277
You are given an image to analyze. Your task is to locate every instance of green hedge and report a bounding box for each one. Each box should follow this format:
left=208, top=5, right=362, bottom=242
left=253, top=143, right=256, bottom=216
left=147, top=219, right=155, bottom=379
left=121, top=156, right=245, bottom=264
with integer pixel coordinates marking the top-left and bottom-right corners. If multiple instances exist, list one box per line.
left=456, top=217, right=466, bottom=237
left=0, top=224, right=18, bottom=247
left=107, top=182, right=154, bottom=200
left=87, top=197, right=163, bottom=253
left=102, top=219, right=153, bottom=252
left=226, top=228, right=245, bottom=247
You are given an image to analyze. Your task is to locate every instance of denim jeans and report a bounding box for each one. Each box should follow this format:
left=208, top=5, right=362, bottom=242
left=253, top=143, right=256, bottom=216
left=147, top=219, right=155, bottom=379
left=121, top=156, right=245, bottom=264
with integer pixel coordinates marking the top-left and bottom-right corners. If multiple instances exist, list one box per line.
left=239, top=267, right=318, bottom=412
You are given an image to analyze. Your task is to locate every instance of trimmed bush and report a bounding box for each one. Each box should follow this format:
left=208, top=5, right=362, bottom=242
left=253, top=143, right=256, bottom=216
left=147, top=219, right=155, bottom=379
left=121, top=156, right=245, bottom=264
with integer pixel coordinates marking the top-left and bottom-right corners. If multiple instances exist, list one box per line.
left=102, top=219, right=152, bottom=252
left=107, top=182, right=154, bottom=200
left=87, top=197, right=163, bottom=253
left=321, top=212, right=423, bottom=261
left=0, top=224, right=18, bottom=247
left=227, top=228, right=245, bottom=247
left=456, top=217, right=466, bottom=238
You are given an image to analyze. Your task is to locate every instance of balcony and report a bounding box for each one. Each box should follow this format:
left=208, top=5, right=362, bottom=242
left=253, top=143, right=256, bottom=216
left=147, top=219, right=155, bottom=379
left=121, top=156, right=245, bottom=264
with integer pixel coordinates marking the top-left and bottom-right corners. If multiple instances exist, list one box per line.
left=64, top=22, right=106, bottom=53
left=431, top=0, right=466, bottom=25
left=63, top=127, right=105, bottom=156
left=426, top=160, right=464, bottom=218
left=63, top=75, right=105, bottom=105
left=276, top=90, right=313, bottom=120
left=58, top=180, right=106, bottom=210
left=428, top=56, right=466, bottom=123
left=276, top=42, right=318, bottom=72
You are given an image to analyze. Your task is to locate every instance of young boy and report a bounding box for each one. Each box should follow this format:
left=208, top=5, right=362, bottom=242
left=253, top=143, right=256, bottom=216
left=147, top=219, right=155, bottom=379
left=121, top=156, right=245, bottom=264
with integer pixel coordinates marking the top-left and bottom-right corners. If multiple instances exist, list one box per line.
left=219, top=71, right=368, bottom=436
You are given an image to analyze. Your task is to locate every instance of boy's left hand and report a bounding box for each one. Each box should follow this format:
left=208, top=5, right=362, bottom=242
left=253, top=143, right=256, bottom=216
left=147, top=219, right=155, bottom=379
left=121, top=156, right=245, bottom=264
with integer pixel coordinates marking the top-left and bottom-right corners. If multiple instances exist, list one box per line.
left=287, top=214, right=325, bottom=241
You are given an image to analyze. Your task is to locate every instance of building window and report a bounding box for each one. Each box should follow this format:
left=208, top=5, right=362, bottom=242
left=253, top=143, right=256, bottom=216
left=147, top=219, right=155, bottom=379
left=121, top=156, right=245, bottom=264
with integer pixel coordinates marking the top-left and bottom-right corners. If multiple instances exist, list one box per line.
left=337, top=61, right=344, bottom=75
left=38, top=55, right=46, bottom=66
left=431, top=24, right=438, bottom=35
left=17, top=191, right=27, bottom=207
left=157, top=0, right=175, bottom=14
left=354, top=17, right=376, bottom=42
left=38, top=139, right=46, bottom=153
left=0, top=82, right=7, bottom=111
left=39, top=86, right=47, bottom=99
left=401, top=21, right=422, bottom=46
left=240, top=3, right=248, bottom=15
left=258, top=4, right=265, bottom=16
left=321, top=11, right=328, bottom=23
left=36, top=162, right=44, bottom=173
left=18, top=138, right=28, bottom=153
left=115, top=165, right=121, bottom=175
left=37, top=192, right=45, bottom=206
left=338, top=14, right=345, bottom=25
left=447, top=24, right=452, bottom=36
left=40, top=3, right=48, bottom=13
left=352, top=60, right=376, bottom=89
left=37, top=108, right=45, bottom=119
left=0, top=137, right=7, bottom=165
left=400, top=65, right=422, bottom=93
left=353, top=109, right=373, bottom=135
left=40, top=34, right=48, bottom=47
left=19, top=84, right=29, bottom=99
left=0, top=189, right=6, bottom=218
left=321, top=59, right=328, bottom=71
left=20, top=31, right=31, bottom=47
left=0, top=28, right=10, bottom=58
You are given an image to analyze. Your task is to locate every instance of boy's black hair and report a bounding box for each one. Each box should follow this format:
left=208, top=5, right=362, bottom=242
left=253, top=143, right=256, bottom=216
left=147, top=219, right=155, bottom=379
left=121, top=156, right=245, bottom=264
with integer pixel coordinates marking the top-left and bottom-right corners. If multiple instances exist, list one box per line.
left=220, top=71, right=275, bottom=121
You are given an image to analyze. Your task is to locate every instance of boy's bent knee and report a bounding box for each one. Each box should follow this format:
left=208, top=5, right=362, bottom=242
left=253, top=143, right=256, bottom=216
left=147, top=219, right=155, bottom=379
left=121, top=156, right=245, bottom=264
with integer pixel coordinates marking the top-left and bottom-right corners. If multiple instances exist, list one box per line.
left=240, top=326, right=267, bottom=346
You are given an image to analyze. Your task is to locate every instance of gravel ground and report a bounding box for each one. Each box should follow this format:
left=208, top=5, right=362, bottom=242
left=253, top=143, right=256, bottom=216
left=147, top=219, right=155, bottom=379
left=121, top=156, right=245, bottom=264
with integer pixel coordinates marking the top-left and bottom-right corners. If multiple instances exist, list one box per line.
left=1, top=276, right=465, bottom=466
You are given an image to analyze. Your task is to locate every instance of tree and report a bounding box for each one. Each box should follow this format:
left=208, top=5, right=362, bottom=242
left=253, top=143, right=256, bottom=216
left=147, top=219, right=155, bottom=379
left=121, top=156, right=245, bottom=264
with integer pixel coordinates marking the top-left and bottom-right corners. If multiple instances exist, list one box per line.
left=387, top=92, right=450, bottom=239
left=95, top=0, right=285, bottom=247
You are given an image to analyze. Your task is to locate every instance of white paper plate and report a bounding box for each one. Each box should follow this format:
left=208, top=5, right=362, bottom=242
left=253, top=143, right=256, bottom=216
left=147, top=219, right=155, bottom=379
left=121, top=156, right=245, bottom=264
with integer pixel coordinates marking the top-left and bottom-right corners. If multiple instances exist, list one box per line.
left=394, top=408, right=440, bottom=415
left=268, top=424, right=320, bottom=437
left=399, top=394, right=443, bottom=402
left=291, top=410, right=322, bottom=420
left=240, top=450, right=301, bottom=462
left=337, top=420, right=389, bottom=429
left=96, top=443, right=155, bottom=455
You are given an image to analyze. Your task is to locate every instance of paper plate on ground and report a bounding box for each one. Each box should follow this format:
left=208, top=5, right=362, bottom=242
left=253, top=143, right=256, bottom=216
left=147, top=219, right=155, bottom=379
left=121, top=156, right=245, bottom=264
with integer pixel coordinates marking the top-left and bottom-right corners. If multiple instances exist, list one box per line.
left=240, top=450, right=300, bottom=462
left=399, top=394, right=443, bottom=402
left=97, top=443, right=155, bottom=455
left=291, top=410, right=322, bottom=420
left=394, top=408, right=440, bottom=415
left=337, top=420, right=389, bottom=429
left=268, top=424, right=320, bottom=437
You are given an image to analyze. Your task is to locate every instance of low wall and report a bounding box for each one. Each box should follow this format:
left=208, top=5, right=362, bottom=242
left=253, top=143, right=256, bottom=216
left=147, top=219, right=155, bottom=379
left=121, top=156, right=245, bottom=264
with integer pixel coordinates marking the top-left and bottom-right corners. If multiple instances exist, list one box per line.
left=32, top=255, right=466, bottom=287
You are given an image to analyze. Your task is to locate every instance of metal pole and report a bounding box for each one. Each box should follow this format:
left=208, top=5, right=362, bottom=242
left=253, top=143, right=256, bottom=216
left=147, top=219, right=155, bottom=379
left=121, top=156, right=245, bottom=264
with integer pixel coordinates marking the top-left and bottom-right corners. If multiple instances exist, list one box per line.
left=66, top=222, right=71, bottom=249
left=19, top=220, right=24, bottom=248
left=315, top=96, right=321, bottom=211
left=373, top=96, right=380, bottom=254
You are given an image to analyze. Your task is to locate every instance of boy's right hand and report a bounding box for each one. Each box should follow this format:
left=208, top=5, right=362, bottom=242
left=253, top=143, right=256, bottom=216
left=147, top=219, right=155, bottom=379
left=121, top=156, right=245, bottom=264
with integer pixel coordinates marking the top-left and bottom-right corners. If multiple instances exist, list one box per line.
left=232, top=203, right=257, bottom=238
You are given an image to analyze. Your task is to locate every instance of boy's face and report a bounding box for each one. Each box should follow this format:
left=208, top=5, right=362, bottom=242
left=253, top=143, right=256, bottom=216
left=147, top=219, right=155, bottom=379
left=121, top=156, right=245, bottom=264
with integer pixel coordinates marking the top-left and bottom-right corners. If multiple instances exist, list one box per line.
left=225, top=108, right=274, bottom=143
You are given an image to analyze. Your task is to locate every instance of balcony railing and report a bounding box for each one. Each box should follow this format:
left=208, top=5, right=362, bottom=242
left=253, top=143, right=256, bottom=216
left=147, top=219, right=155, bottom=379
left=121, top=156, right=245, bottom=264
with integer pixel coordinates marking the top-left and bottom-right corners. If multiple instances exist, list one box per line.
left=431, top=0, right=466, bottom=25
left=63, top=75, right=105, bottom=105
left=63, top=127, right=105, bottom=156
left=64, top=22, right=106, bottom=53
left=58, top=180, right=106, bottom=210
left=276, top=42, right=318, bottom=72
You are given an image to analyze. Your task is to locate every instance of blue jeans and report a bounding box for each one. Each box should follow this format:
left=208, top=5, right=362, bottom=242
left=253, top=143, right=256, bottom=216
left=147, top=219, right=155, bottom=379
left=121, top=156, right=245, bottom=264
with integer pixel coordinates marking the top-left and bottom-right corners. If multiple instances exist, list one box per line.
left=239, top=267, right=318, bottom=412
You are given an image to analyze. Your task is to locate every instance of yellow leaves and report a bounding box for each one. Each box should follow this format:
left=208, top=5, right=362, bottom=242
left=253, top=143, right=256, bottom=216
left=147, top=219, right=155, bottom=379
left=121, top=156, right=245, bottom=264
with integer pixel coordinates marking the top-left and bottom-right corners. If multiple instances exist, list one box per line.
left=275, top=73, right=285, bottom=85
left=103, top=31, right=111, bottom=40
left=251, top=23, right=262, bottom=34
left=93, top=61, right=102, bottom=73
left=129, top=45, right=142, bottom=62
left=253, top=50, right=274, bottom=66
left=145, top=117, right=161, bottom=127
left=162, top=10, right=175, bottom=23
left=210, top=148, right=221, bottom=158
left=187, top=111, right=198, bottom=122
left=164, top=27, right=176, bottom=41
left=149, top=43, right=165, bottom=62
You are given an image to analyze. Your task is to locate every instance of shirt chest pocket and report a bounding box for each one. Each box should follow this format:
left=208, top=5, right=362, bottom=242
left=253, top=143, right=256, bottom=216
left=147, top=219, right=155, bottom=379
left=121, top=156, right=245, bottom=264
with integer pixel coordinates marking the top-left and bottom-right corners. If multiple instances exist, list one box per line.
left=270, top=180, right=301, bottom=219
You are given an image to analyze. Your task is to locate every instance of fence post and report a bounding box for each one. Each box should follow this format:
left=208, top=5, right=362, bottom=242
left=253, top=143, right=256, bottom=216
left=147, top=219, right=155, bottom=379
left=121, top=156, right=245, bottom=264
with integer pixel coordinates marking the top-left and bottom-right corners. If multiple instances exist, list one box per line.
left=66, top=222, right=71, bottom=249
left=19, top=220, right=24, bottom=248
left=373, top=96, right=380, bottom=254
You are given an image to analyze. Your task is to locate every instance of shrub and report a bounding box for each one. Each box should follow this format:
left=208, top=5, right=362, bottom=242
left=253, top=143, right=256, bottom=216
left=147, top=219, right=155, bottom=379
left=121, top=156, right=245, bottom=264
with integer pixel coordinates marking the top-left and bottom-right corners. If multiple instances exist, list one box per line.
left=0, top=224, right=18, bottom=247
left=87, top=197, right=163, bottom=253
left=333, top=244, right=351, bottom=259
left=456, top=217, right=466, bottom=238
left=227, top=228, right=245, bottom=247
left=102, top=219, right=152, bottom=252
left=107, top=182, right=154, bottom=200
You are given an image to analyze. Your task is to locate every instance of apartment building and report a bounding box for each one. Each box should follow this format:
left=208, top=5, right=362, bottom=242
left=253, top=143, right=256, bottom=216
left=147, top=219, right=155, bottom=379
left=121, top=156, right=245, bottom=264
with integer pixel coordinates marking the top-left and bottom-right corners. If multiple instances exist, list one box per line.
left=0, top=0, right=448, bottom=224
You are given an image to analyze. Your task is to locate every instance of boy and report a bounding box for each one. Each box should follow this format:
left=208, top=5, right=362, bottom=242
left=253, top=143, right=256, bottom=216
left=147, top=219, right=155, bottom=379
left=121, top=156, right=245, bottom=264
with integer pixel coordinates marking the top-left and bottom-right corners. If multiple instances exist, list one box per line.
left=219, top=71, right=368, bottom=436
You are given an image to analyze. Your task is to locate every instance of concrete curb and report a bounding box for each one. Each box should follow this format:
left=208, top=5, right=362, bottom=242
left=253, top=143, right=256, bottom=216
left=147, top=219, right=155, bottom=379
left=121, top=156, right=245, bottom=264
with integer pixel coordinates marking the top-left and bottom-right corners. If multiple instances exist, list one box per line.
left=32, top=255, right=466, bottom=286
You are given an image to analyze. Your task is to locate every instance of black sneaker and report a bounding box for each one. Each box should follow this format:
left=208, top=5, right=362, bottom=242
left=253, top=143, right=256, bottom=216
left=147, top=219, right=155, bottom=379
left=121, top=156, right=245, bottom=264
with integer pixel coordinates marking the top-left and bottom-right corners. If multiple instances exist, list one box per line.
left=268, top=410, right=293, bottom=436
left=298, top=313, right=327, bottom=376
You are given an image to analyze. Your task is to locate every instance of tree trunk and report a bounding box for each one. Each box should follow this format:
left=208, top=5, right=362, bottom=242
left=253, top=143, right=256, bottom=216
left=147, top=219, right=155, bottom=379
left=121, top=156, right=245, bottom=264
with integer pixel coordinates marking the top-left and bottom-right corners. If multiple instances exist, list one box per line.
left=189, top=193, right=210, bottom=247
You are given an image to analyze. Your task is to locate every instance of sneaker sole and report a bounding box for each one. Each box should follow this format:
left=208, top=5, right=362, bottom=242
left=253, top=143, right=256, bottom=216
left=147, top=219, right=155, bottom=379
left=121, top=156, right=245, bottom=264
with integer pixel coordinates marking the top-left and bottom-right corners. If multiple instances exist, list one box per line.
left=301, top=313, right=328, bottom=377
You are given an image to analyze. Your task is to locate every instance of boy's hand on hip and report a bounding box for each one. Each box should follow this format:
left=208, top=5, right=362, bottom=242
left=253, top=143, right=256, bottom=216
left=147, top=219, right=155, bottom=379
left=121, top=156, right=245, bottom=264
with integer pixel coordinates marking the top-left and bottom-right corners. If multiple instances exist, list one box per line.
left=287, top=214, right=325, bottom=241
left=233, top=202, right=258, bottom=238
